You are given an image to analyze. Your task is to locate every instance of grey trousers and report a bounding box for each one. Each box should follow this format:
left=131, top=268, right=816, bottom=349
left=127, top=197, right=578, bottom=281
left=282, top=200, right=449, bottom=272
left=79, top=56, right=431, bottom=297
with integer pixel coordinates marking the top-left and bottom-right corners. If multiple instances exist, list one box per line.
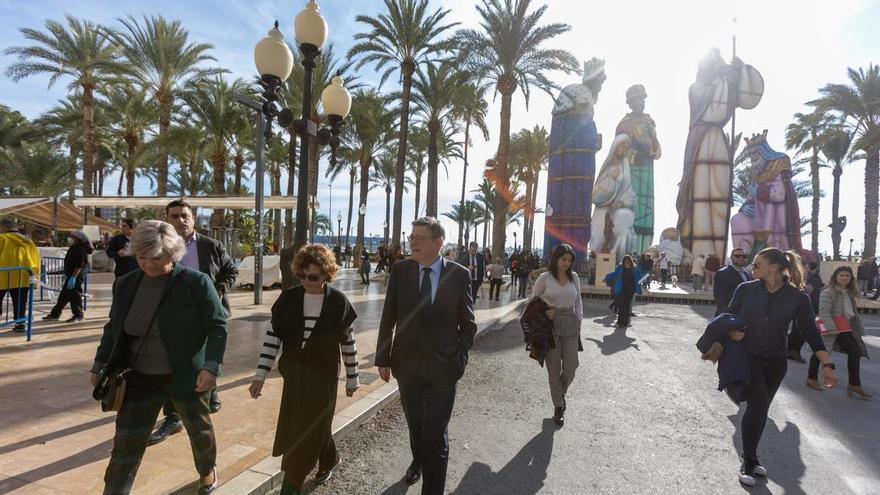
left=546, top=309, right=581, bottom=408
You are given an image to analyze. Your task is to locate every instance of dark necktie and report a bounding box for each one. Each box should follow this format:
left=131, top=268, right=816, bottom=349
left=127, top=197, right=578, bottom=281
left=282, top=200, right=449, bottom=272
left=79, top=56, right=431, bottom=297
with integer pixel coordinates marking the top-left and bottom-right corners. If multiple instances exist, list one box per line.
left=420, top=267, right=433, bottom=307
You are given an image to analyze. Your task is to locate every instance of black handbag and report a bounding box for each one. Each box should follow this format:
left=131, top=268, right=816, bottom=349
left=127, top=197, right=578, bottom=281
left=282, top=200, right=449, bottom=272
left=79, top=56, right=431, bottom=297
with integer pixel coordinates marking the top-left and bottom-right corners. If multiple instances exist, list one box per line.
left=92, top=273, right=179, bottom=412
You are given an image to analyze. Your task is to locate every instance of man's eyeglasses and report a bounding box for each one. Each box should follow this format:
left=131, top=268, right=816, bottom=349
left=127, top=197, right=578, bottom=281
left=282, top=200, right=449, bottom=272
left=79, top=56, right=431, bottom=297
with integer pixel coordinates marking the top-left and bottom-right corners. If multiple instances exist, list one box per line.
left=298, top=273, right=321, bottom=282
left=408, top=235, right=433, bottom=243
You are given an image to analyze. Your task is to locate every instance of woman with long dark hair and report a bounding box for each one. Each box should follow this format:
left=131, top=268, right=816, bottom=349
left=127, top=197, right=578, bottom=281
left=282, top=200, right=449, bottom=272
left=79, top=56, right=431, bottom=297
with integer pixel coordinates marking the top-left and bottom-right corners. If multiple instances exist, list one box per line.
left=805, top=265, right=871, bottom=398
left=531, top=244, right=583, bottom=427
left=725, top=248, right=838, bottom=486
left=248, top=245, right=359, bottom=495
left=604, top=255, right=644, bottom=328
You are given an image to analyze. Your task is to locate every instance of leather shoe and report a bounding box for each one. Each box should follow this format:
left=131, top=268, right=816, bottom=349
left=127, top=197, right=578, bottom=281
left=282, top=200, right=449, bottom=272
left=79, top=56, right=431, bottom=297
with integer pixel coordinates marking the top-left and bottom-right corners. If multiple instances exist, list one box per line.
left=209, top=390, right=221, bottom=413
left=404, top=462, right=421, bottom=485
left=148, top=420, right=183, bottom=446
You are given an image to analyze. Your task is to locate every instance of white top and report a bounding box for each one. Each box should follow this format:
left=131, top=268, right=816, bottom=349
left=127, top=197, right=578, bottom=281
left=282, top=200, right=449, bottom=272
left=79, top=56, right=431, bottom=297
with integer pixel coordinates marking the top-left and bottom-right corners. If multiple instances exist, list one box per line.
left=532, top=271, right=583, bottom=320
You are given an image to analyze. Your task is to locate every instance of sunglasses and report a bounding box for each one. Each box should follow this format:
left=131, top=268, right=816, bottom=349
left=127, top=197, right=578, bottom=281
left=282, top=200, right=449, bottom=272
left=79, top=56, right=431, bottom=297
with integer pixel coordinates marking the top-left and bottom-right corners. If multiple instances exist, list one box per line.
left=298, top=274, right=322, bottom=282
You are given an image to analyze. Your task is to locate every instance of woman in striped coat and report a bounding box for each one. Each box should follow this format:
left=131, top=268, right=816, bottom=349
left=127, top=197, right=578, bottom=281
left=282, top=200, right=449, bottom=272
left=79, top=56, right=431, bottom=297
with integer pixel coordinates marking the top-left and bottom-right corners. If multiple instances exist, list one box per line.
left=248, top=245, right=359, bottom=495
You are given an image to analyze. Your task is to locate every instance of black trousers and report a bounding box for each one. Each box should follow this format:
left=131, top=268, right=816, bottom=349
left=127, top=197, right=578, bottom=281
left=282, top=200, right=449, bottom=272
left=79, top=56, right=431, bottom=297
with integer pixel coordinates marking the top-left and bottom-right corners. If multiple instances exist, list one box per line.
left=104, top=373, right=215, bottom=495
left=741, top=357, right=787, bottom=461
left=615, top=292, right=633, bottom=327
left=808, top=332, right=862, bottom=386
left=0, top=287, right=30, bottom=320
left=48, top=277, right=83, bottom=317
left=398, top=377, right=457, bottom=495
left=489, top=279, right=502, bottom=300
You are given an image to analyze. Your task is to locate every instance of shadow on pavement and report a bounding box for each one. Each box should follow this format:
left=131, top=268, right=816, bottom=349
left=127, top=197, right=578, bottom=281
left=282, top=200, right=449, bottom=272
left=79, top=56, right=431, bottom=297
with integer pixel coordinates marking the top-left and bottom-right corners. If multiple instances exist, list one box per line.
left=584, top=327, right=640, bottom=355
left=449, top=418, right=557, bottom=495
left=727, top=414, right=806, bottom=495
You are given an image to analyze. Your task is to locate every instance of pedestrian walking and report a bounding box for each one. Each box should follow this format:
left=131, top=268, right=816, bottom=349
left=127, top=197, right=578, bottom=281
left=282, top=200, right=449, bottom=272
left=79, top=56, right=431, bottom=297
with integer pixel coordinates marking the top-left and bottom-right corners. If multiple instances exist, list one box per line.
left=486, top=260, right=504, bottom=301
left=531, top=244, right=583, bottom=427
left=805, top=266, right=871, bottom=398
left=90, top=220, right=227, bottom=495
left=604, top=255, right=643, bottom=328
left=713, top=248, right=751, bottom=316
left=0, top=218, right=40, bottom=332
left=723, top=248, right=838, bottom=486
left=359, top=249, right=371, bottom=285
left=375, top=217, right=477, bottom=495
left=106, top=219, right=139, bottom=278
left=787, top=261, right=822, bottom=362
left=148, top=199, right=238, bottom=445
left=43, top=230, right=92, bottom=323
left=691, top=254, right=706, bottom=291
left=248, top=244, right=360, bottom=495
left=658, top=252, right=669, bottom=288
left=457, top=241, right=486, bottom=302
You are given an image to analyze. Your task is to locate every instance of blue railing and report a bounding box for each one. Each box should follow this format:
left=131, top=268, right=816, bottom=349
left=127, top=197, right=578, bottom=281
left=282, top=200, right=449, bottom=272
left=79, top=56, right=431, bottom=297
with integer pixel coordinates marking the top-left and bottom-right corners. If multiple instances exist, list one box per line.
left=40, top=256, right=89, bottom=310
left=0, top=266, right=35, bottom=341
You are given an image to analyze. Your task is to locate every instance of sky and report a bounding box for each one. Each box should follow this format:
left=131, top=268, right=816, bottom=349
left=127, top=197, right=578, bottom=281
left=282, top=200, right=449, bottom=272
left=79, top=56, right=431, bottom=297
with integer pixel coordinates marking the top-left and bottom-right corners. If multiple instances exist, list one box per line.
left=1, top=0, right=879, bottom=256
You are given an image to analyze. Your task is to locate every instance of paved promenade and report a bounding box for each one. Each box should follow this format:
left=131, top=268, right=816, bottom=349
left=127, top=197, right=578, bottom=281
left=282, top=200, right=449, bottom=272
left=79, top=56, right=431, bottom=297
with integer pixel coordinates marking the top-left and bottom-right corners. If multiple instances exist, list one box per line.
left=0, top=269, right=523, bottom=494
left=310, top=300, right=880, bottom=495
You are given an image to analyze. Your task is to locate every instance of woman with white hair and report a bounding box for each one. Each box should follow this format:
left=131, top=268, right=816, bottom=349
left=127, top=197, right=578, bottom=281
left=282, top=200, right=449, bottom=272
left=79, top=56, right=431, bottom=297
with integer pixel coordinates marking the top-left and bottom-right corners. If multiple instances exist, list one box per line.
left=90, top=220, right=227, bottom=494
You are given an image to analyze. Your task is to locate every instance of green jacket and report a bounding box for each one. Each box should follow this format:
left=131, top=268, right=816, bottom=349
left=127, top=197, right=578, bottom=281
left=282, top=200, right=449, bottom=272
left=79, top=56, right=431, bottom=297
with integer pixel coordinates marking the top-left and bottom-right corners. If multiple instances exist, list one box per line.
left=93, top=263, right=228, bottom=398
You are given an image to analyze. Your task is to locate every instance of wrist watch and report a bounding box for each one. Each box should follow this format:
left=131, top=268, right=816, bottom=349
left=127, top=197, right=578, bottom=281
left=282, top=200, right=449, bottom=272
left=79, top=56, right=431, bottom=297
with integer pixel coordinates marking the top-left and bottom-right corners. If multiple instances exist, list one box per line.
left=822, top=362, right=836, bottom=370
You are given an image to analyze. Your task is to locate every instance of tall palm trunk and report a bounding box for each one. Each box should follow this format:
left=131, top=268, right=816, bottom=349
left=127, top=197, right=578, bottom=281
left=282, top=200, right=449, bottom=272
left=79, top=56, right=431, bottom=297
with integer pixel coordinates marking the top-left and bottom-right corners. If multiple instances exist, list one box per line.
left=81, top=84, right=96, bottom=199
left=346, top=167, right=355, bottom=248
left=864, top=149, right=880, bottom=258
left=809, top=132, right=820, bottom=254
left=458, top=120, right=471, bottom=249
left=157, top=92, right=172, bottom=196
left=832, top=166, right=842, bottom=260
left=354, top=155, right=371, bottom=267
left=491, top=82, right=515, bottom=259
left=393, top=63, right=415, bottom=248
left=426, top=122, right=440, bottom=217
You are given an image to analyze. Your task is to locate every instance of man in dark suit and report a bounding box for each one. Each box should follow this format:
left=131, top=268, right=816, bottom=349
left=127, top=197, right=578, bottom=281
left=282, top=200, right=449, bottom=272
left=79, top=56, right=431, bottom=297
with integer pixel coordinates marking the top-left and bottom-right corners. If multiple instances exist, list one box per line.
left=457, top=241, right=485, bottom=301
left=713, top=247, right=752, bottom=316
left=148, top=199, right=238, bottom=445
left=376, top=217, right=477, bottom=495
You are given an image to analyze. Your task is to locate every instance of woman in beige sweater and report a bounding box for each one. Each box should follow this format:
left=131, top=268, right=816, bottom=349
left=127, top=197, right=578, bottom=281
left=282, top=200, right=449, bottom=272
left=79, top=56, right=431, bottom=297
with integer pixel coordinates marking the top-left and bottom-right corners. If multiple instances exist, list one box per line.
left=806, top=266, right=871, bottom=399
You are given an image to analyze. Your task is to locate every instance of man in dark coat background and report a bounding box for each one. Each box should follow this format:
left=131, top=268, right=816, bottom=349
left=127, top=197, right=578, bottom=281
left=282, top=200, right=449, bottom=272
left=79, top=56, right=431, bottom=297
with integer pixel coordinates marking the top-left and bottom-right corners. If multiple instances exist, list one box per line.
left=713, top=247, right=752, bottom=316
left=457, top=241, right=485, bottom=301
left=376, top=217, right=477, bottom=495
left=148, top=199, right=238, bottom=445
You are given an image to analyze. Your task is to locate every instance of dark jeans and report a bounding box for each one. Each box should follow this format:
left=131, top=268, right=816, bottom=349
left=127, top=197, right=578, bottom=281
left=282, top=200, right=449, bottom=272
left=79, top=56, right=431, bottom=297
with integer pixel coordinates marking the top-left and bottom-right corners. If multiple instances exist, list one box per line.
left=808, top=332, right=862, bottom=386
left=489, top=279, right=503, bottom=300
left=398, top=377, right=457, bottom=495
left=615, top=292, right=633, bottom=327
left=518, top=275, right=529, bottom=298
left=104, top=373, right=215, bottom=495
left=283, top=436, right=338, bottom=490
left=741, top=357, right=787, bottom=461
left=48, top=277, right=83, bottom=317
left=0, top=287, right=30, bottom=321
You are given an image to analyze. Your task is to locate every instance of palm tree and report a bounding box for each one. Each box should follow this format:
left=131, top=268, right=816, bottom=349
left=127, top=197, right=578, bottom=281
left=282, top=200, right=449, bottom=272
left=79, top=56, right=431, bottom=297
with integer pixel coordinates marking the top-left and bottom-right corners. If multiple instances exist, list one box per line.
left=443, top=200, right=480, bottom=246
left=811, top=64, right=880, bottom=258
left=785, top=110, right=834, bottom=254
left=820, top=128, right=854, bottom=260
left=410, top=61, right=465, bottom=216
left=453, top=82, right=490, bottom=248
left=456, top=0, right=579, bottom=260
left=349, top=0, right=457, bottom=248
left=5, top=15, right=124, bottom=199
left=341, top=89, right=395, bottom=264
left=104, top=85, right=157, bottom=203
left=110, top=15, right=222, bottom=196
left=510, top=125, right=549, bottom=250
left=183, top=76, right=248, bottom=227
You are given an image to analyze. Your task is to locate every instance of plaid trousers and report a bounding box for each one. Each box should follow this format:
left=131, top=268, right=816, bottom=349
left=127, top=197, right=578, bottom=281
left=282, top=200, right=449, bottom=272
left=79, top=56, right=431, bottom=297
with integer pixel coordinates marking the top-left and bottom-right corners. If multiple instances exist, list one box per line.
left=103, top=373, right=216, bottom=495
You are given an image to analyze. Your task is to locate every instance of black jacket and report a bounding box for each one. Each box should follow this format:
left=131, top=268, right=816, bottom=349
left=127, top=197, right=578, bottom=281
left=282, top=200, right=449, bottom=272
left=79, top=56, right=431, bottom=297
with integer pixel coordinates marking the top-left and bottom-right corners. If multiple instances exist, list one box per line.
left=713, top=265, right=751, bottom=316
left=106, top=234, right=139, bottom=277
left=195, top=234, right=238, bottom=310
left=726, top=279, right=826, bottom=359
left=376, top=258, right=477, bottom=385
left=93, top=264, right=228, bottom=398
